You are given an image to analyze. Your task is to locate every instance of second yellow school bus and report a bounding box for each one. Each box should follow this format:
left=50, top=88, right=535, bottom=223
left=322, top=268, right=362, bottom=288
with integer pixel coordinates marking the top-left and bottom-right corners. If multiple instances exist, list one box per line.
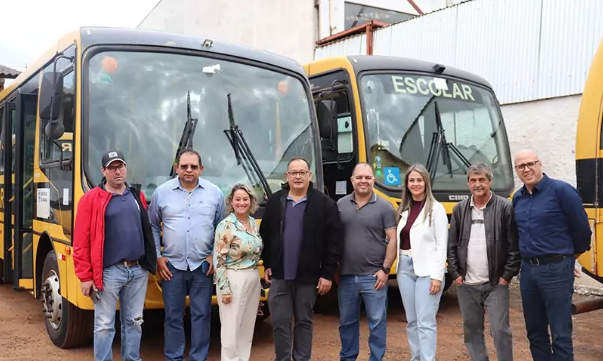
left=304, top=55, right=515, bottom=302
left=0, top=27, right=322, bottom=348
left=575, top=35, right=603, bottom=286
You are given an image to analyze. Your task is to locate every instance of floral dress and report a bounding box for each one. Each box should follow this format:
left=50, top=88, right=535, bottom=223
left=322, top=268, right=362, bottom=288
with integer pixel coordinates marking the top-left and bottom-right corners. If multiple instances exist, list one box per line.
left=213, top=212, right=263, bottom=295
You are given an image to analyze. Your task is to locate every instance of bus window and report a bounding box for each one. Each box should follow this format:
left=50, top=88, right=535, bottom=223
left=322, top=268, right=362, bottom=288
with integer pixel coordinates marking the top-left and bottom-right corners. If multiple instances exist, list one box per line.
left=359, top=73, right=513, bottom=193
left=317, top=91, right=354, bottom=163
left=40, top=71, right=74, bottom=163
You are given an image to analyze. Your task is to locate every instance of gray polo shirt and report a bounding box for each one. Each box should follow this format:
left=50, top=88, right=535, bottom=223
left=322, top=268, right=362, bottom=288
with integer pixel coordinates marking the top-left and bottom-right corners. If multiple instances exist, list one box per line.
left=337, top=192, right=396, bottom=275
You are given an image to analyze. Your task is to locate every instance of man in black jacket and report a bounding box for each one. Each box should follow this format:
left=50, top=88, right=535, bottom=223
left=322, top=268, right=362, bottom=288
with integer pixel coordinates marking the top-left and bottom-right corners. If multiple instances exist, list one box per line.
left=447, top=162, right=520, bottom=361
left=260, top=157, right=343, bottom=361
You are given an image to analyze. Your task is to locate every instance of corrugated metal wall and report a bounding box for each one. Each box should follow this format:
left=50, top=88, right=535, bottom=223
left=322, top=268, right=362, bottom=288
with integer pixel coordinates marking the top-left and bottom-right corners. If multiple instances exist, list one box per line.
left=314, top=34, right=367, bottom=59
left=313, top=0, right=603, bottom=105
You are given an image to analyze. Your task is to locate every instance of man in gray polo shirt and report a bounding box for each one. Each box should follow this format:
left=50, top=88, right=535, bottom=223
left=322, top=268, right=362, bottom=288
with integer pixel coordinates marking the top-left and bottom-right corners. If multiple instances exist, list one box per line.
left=337, top=163, right=397, bottom=361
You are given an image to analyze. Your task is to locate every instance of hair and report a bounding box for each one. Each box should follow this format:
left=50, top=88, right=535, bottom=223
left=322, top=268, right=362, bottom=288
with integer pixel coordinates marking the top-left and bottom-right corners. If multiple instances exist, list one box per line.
left=287, top=157, right=310, bottom=170
left=395, top=163, right=436, bottom=225
left=352, top=162, right=374, bottom=176
left=225, top=183, right=259, bottom=215
left=467, top=162, right=492, bottom=181
left=177, top=149, right=203, bottom=166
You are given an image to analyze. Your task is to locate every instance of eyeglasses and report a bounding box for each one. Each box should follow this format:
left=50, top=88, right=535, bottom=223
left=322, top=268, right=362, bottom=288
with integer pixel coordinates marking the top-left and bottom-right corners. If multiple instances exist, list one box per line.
left=179, top=164, right=200, bottom=170
left=105, top=163, right=125, bottom=172
left=514, top=161, right=539, bottom=171
left=287, top=170, right=309, bottom=178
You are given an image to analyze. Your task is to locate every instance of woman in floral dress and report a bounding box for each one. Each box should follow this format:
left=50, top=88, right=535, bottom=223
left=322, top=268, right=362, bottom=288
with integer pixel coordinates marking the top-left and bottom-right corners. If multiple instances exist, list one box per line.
left=213, top=183, right=263, bottom=361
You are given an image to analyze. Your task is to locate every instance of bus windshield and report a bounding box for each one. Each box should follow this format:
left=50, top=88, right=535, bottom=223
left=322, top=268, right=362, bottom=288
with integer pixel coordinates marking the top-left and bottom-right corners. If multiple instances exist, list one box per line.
left=359, top=73, right=514, bottom=195
left=84, top=50, right=317, bottom=201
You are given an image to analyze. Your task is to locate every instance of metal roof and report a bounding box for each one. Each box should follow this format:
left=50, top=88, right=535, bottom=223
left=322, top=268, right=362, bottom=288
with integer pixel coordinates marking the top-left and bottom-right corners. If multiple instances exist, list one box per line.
left=0, top=65, right=20, bottom=79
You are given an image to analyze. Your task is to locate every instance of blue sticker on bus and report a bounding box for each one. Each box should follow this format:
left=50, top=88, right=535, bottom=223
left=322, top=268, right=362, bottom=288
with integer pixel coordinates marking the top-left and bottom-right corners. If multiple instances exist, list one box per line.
left=383, top=167, right=401, bottom=186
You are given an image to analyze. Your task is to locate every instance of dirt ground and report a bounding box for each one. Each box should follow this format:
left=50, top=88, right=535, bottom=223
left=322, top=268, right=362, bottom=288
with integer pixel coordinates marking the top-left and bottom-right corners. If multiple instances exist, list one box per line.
left=1, top=280, right=603, bottom=361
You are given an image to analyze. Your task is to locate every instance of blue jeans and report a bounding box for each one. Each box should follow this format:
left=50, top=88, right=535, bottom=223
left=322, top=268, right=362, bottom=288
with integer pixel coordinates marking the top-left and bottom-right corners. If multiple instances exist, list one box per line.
left=520, top=256, right=575, bottom=361
left=338, top=274, right=388, bottom=361
left=397, top=255, right=442, bottom=361
left=94, top=263, right=149, bottom=361
left=162, top=262, right=213, bottom=361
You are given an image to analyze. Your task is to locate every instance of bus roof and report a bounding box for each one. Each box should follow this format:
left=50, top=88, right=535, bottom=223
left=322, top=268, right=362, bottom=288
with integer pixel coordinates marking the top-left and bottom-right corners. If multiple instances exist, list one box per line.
left=308, top=55, right=494, bottom=90
left=1, top=26, right=307, bottom=100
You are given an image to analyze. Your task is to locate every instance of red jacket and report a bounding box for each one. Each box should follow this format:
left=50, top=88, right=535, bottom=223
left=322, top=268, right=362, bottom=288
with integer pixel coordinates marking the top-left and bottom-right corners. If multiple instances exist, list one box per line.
left=73, top=182, right=157, bottom=290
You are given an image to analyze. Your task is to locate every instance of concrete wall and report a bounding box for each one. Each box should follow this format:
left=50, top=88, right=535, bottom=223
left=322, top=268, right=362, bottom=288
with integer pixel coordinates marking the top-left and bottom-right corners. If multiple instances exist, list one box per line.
left=501, top=95, right=582, bottom=190
left=138, top=0, right=318, bottom=64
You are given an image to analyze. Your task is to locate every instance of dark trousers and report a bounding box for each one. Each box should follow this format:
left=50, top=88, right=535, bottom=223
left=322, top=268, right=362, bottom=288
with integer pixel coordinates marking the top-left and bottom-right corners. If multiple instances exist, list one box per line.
left=161, top=262, right=213, bottom=361
left=520, top=256, right=575, bottom=361
left=457, top=282, right=513, bottom=361
left=268, top=279, right=318, bottom=361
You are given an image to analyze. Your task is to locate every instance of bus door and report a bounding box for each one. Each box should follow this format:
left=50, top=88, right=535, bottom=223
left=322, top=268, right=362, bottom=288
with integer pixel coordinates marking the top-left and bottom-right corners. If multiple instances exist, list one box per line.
left=0, top=99, right=16, bottom=283
left=310, top=69, right=358, bottom=202
left=12, top=92, right=37, bottom=290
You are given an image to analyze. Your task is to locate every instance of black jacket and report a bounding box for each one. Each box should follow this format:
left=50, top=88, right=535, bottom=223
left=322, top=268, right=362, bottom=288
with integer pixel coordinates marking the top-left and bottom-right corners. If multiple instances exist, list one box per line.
left=447, top=192, right=520, bottom=285
left=259, top=182, right=343, bottom=283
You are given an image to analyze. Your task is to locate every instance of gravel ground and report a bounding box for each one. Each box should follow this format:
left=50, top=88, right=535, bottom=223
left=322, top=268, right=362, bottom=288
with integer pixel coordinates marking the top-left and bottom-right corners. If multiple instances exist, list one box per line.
left=0, top=278, right=602, bottom=361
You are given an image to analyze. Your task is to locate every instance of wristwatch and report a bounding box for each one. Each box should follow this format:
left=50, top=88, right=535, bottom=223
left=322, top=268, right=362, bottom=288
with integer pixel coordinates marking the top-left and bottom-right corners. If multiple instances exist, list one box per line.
left=381, top=266, right=391, bottom=274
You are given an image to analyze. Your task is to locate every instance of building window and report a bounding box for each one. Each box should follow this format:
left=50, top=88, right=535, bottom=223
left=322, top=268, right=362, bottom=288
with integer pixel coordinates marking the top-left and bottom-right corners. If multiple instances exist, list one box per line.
left=344, top=2, right=415, bottom=30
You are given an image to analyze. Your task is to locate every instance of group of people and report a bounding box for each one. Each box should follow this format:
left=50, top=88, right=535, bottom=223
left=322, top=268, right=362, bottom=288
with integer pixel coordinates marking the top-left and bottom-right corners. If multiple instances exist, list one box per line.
left=72, top=147, right=591, bottom=361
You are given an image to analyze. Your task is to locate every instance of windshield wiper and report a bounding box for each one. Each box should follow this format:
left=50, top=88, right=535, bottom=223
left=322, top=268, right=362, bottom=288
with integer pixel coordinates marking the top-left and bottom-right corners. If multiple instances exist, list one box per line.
left=223, top=93, right=272, bottom=200
left=170, top=91, right=199, bottom=179
left=425, top=101, right=471, bottom=181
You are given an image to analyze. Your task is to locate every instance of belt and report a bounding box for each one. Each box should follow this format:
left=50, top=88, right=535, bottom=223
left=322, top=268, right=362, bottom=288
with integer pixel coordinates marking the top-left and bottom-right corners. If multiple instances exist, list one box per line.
left=399, top=249, right=412, bottom=256
left=120, top=260, right=139, bottom=267
left=523, top=255, right=570, bottom=266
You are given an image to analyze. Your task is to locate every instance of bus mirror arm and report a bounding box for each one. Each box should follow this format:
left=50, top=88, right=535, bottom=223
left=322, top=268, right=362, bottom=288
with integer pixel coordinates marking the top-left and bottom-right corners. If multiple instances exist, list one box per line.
left=48, top=138, right=72, bottom=171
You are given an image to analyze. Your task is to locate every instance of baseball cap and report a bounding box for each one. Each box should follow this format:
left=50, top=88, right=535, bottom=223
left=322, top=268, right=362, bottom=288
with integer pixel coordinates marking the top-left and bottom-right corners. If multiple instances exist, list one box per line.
left=101, top=150, right=126, bottom=168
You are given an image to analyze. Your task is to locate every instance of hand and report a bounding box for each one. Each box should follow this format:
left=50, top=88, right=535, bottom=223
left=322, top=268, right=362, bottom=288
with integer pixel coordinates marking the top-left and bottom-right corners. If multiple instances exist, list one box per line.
left=498, top=277, right=510, bottom=286
left=455, top=276, right=463, bottom=286
left=264, top=268, right=272, bottom=284
left=205, top=255, right=214, bottom=276
left=429, top=279, right=441, bottom=295
left=157, top=257, right=173, bottom=281
left=317, top=277, right=332, bottom=295
left=373, top=270, right=388, bottom=290
left=221, top=293, right=232, bottom=305
left=574, top=262, right=583, bottom=278
left=81, top=280, right=97, bottom=297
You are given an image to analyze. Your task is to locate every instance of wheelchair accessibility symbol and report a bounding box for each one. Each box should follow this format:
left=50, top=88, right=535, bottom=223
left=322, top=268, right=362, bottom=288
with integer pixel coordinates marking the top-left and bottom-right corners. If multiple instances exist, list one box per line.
left=383, top=167, right=401, bottom=186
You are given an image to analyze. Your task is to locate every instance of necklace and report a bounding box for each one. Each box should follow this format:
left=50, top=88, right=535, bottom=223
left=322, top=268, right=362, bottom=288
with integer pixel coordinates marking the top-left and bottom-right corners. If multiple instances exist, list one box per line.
left=237, top=217, right=249, bottom=224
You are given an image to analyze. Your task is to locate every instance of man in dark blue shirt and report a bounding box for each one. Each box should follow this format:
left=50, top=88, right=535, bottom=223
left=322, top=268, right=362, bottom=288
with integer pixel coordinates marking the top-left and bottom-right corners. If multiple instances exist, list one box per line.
left=512, top=149, right=591, bottom=361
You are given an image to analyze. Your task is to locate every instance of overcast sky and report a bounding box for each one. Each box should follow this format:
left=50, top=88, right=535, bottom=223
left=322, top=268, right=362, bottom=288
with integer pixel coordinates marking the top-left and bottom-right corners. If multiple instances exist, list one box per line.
left=0, top=0, right=159, bottom=70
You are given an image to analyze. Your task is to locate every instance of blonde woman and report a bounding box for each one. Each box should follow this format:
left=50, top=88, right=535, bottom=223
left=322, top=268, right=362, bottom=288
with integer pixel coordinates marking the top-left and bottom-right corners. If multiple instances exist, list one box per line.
left=213, top=184, right=263, bottom=361
left=395, top=164, right=448, bottom=361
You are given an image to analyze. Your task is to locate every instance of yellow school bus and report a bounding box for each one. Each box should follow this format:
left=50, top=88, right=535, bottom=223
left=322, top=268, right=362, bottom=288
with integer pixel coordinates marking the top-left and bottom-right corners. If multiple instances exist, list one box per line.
left=304, top=56, right=515, bottom=299
left=0, top=26, right=322, bottom=348
left=575, top=36, right=603, bottom=290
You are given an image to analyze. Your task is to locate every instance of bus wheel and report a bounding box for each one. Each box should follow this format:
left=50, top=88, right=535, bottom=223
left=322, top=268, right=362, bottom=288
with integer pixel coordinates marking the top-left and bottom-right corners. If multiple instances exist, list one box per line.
left=40, top=251, right=93, bottom=349
left=256, top=300, right=270, bottom=322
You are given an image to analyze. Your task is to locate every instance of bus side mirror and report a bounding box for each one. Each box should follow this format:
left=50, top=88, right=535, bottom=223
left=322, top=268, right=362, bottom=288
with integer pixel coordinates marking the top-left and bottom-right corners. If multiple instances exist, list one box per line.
left=316, top=100, right=339, bottom=141
left=39, top=72, right=63, bottom=122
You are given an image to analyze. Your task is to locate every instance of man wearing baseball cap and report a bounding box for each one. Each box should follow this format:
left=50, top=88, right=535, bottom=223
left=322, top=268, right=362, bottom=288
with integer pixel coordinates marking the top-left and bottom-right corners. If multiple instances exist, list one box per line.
left=73, top=150, right=157, bottom=361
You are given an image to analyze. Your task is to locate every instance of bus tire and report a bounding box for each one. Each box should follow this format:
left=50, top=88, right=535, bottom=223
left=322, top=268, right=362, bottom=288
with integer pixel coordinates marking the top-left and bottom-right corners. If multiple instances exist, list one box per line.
left=40, top=250, right=94, bottom=349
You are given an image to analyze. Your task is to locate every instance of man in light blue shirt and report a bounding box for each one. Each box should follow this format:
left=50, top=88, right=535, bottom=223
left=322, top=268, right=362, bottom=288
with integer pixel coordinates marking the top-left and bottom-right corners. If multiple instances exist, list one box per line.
left=148, top=149, right=225, bottom=361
